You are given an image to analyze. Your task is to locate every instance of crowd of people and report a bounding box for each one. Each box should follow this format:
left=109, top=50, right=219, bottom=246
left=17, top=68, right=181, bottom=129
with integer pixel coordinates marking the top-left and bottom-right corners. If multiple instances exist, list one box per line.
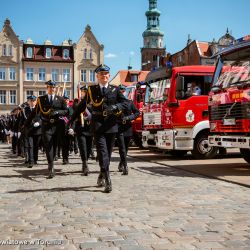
left=0, top=64, right=140, bottom=193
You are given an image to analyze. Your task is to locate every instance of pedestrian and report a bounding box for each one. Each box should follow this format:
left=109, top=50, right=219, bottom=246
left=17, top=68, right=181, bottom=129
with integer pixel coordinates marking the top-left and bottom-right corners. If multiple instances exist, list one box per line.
left=117, top=85, right=140, bottom=175
left=24, top=80, right=68, bottom=178
left=70, top=64, right=128, bottom=193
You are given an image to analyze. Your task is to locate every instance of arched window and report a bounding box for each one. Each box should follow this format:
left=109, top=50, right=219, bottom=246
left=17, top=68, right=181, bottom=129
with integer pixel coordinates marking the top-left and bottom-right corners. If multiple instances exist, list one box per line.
left=9, top=45, right=13, bottom=56
left=2, top=44, right=7, bottom=56
left=89, top=49, right=93, bottom=59
left=46, top=48, right=52, bottom=58
left=63, top=49, right=69, bottom=59
left=26, top=47, right=33, bottom=58
left=84, top=48, right=87, bottom=59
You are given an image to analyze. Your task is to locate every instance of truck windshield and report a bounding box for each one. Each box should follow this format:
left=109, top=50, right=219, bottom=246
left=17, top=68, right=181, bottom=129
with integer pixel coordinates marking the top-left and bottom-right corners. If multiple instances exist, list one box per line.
left=145, top=79, right=171, bottom=104
left=213, top=59, right=250, bottom=88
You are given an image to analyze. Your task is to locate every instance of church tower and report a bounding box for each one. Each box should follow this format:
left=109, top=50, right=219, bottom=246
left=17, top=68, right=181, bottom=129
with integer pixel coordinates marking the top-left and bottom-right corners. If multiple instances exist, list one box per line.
left=141, top=0, right=166, bottom=71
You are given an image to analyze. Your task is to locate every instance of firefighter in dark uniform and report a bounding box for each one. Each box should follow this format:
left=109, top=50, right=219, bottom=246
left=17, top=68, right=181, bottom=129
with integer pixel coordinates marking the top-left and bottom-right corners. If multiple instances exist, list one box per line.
left=71, top=86, right=93, bottom=175
left=61, top=94, right=73, bottom=165
left=70, top=64, right=127, bottom=193
left=25, top=80, right=68, bottom=178
left=20, top=95, right=38, bottom=167
left=117, top=85, right=140, bottom=175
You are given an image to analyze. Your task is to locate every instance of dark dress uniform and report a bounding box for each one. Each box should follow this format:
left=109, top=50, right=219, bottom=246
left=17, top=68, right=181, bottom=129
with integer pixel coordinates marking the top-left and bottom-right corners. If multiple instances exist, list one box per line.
left=71, top=76, right=127, bottom=192
left=25, top=83, right=68, bottom=178
left=117, top=99, right=140, bottom=174
left=73, top=100, right=93, bottom=175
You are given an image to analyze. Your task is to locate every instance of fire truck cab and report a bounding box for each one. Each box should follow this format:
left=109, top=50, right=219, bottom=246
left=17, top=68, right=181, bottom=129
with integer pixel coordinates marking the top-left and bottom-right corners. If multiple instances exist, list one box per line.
left=142, top=65, right=218, bottom=159
left=124, top=82, right=146, bottom=148
left=208, top=36, right=250, bottom=163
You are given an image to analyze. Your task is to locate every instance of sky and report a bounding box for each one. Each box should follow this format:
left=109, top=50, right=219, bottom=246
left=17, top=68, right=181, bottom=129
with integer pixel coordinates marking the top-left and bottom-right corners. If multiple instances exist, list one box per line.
left=1, top=0, right=250, bottom=77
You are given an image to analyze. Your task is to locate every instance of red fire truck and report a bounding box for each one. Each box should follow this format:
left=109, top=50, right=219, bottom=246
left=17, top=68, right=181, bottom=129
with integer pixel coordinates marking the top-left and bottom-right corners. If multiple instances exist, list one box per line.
left=208, top=36, right=250, bottom=163
left=142, top=65, right=218, bottom=159
left=124, top=82, right=146, bottom=148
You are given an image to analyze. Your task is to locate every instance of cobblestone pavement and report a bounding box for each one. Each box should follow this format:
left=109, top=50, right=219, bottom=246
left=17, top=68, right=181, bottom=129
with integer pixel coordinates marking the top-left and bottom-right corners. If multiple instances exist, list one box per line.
left=0, top=143, right=249, bottom=250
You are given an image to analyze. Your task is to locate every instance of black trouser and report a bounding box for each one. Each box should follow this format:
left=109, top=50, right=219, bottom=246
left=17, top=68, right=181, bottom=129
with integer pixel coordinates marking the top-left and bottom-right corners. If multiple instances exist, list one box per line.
left=42, top=125, right=59, bottom=165
left=24, top=136, right=34, bottom=164
left=77, top=133, right=92, bottom=162
left=12, top=134, right=18, bottom=153
left=95, top=133, right=116, bottom=172
left=117, top=133, right=131, bottom=166
left=62, top=133, right=71, bottom=160
left=33, top=134, right=41, bottom=163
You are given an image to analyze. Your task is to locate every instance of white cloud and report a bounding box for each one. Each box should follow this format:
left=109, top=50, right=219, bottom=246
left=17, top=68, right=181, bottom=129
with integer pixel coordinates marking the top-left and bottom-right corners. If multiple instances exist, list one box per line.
left=105, top=53, right=117, bottom=58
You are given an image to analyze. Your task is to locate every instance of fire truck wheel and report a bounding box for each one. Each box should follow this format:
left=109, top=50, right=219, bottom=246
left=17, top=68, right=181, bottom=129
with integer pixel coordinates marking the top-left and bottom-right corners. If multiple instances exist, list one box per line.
left=169, top=150, right=187, bottom=158
left=133, top=135, right=144, bottom=149
left=192, top=133, right=217, bottom=159
left=240, top=149, right=250, bottom=164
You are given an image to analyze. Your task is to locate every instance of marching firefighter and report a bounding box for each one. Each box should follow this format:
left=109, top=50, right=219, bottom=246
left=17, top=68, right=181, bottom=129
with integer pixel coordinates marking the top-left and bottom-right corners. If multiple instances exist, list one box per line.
left=71, top=86, right=93, bottom=175
left=70, top=64, right=127, bottom=193
left=117, top=85, right=140, bottom=175
left=24, top=80, right=68, bottom=178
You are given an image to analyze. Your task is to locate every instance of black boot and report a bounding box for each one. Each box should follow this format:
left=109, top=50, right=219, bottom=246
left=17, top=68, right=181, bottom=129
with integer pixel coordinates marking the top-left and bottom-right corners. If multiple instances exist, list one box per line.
left=122, top=165, right=128, bottom=175
left=82, top=161, right=89, bottom=176
left=63, top=158, right=69, bottom=165
left=103, top=171, right=112, bottom=193
left=48, top=163, right=55, bottom=179
left=97, top=172, right=105, bottom=187
left=118, top=162, right=123, bottom=172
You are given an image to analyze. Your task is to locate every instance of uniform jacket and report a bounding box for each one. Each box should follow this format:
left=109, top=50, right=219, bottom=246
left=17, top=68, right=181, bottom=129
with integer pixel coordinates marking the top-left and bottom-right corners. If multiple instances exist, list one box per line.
left=118, top=100, right=140, bottom=137
left=71, top=84, right=128, bottom=134
left=25, top=94, right=68, bottom=129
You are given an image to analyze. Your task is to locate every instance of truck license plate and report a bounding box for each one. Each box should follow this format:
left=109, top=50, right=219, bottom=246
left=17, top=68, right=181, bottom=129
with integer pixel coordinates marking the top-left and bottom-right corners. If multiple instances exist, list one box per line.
left=223, top=118, right=236, bottom=125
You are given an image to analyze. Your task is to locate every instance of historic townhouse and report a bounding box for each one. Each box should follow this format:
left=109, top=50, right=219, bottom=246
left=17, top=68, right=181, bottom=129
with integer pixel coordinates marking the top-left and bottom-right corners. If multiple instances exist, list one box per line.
left=0, top=19, right=22, bottom=113
left=0, top=19, right=104, bottom=114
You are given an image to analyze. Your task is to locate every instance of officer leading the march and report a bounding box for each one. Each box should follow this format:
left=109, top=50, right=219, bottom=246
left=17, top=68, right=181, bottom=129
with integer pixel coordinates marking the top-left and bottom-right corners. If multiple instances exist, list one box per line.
left=25, top=80, right=68, bottom=178
left=70, top=64, right=128, bottom=193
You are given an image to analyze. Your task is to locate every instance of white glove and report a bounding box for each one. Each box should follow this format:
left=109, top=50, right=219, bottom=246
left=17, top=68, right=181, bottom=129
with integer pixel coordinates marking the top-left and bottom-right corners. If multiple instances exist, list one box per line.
left=68, top=128, right=74, bottom=136
left=17, top=132, right=21, bottom=138
left=33, top=122, right=40, bottom=128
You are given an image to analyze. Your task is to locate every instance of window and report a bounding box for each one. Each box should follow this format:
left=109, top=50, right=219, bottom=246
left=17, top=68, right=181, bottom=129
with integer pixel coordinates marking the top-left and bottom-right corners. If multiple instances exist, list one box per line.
left=26, top=68, right=33, bottom=81
left=84, top=48, right=87, bottom=59
left=63, top=49, right=69, bottom=59
left=2, top=44, right=6, bottom=56
left=26, top=90, right=34, bottom=99
left=81, top=69, right=87, bottom=82
left=0, top=90, right=6, bottom=104
left=65, top=90, right=70, bottom=99
left=26, top=47, right=33, bottom=58
left=39, top=90, right=46, bottom=96
left=9, top=67, right=16, bottom=80
left=52, top=69, right=59, bottom=82
left=38, top=68, right=46, bottom=81
left=63, top=69, right=70, bottom=82
left=89, top=49, right=93, bottom=59
left=0, top=68, right=6, bottom=80
left=9, top=45, right=13, bottom=56
left=46, top=48, right=52, bottom=58
left=131, top=74, right=138, bottom=82
left=89, top=70, right=95, bottom=82
left=9, top=90, right=16, bottom=104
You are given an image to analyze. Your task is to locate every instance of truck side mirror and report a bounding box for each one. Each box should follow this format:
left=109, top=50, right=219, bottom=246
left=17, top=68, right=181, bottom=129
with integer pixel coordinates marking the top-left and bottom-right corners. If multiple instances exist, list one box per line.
left=176, top=76, right=185, bottom=99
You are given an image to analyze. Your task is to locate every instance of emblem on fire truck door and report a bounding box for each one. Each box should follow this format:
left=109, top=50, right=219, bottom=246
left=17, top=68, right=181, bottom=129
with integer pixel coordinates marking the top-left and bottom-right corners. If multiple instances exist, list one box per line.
left=186, top=110, right=194, bottom=122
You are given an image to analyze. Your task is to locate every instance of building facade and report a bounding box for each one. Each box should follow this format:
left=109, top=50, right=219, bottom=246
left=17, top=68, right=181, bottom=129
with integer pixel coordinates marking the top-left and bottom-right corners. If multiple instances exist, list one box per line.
left=171, top=30, right=235, bottom=67
left=0, top=19, right=22, bottom=113
left=141, top=0, right=166, bottom=71
left=110, top=70, right=149, bottom=87
left=0, top=19, right=104, bottom=114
